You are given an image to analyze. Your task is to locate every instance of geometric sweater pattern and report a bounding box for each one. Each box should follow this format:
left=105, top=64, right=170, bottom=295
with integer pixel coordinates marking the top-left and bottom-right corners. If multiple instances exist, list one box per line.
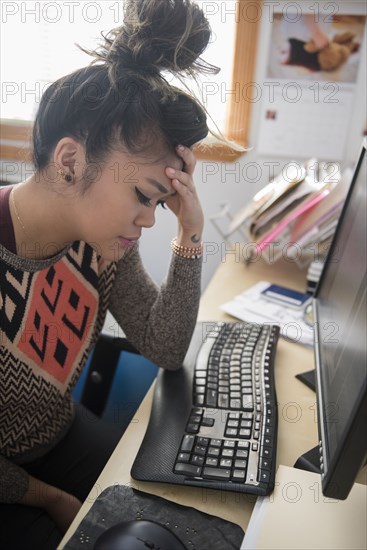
left=0, top=241, right=117, bottom=459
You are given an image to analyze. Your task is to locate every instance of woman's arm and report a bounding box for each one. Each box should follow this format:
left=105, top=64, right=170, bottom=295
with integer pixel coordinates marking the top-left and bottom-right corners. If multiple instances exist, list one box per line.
left=0, top=456, right=81, bottom=534
left=108, top=244, right=202, bottom=370
left=21, top=475, right=82, bottom=534
left=108, top=145, right=203, bottom=370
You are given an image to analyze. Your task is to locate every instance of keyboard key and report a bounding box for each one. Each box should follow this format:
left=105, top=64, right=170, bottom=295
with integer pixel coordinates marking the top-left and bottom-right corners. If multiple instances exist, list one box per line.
left=232, top=470, right=246, bottom=482
left=211, top=439, right=222, bottom=447
left=223, top=440, right=236, bottom=448
left=227, top=420, right=239, bottom=428
left=202, top=467, right=231, bottom=480
left=191, top=455, right=204, bottom=466
left=260, top=458, right=271, bottom=470
left=234, top=459, right=247, bottom=469
left=222, top=449, right=234, bottom=458
left=186, top=423, right=199, bottom=434
left=181, top=435, right=195, bottom=452
left=207, top=447, right=220, bottom=457
left=206, top=389, right=218, bottom=407
left=205, top=457, right=218, bottom=467
left=264, top=436, right=272, bottom=446
left=201, top=416, right=215, bottom=428
left=236, top=449, right=248, bottom=459
left=262, top=446, right=272, bottom=458
left=194, top=445, right=207, bottom=456
left=239, top=429, right=251, bottom=439
left=218, top=394, right=229, bottom=408
left=178, top=452, right=190, bottom=463
left=240, top=420, right=252, bottom=429
left=220, top=459, right=232, bottom=468
left=230, top=392, right=241, bottom=399
left=258, top=469, right=270, bottom=483
left=174, top=463, right=202, bottom=477
left=197, top=437, right=210, bottom=446
left=242, top=395, right=254, bottom=410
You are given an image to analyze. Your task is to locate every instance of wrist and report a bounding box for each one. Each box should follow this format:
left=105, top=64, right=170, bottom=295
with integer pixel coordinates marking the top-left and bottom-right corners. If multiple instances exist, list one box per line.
left=176, top=228, right=203, bottom=249
left=171, top=237, right=203, bottom=259
left=21, top=476, right=62, bottom=509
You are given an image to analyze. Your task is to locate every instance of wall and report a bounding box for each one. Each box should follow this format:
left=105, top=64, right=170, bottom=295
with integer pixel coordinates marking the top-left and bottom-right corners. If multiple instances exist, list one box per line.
left=138, top=1, right=367, bottom=290
left=138, top=150, right=274, bottom=290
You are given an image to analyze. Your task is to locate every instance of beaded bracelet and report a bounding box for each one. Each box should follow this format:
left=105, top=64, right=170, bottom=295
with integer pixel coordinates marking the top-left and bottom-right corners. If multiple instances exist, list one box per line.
left=171, top=237, right=203, bottom=259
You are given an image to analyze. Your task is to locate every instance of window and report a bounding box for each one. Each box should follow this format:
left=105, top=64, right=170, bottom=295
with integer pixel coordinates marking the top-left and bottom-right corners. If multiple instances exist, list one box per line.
left=1, top=1, right=260, bottom=161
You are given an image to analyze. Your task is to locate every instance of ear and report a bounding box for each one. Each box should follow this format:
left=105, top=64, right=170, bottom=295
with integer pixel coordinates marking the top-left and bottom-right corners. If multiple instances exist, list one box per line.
left=52, top=137, right=85, bottom=176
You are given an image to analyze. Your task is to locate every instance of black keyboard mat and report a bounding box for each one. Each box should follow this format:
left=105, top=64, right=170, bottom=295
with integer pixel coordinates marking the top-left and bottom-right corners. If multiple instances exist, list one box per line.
left=131, top=322, right=279, bottom=496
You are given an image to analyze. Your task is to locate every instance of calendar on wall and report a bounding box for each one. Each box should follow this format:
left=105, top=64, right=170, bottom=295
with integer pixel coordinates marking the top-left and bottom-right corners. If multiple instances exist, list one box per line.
left=257, top=9, right=366, bottom=161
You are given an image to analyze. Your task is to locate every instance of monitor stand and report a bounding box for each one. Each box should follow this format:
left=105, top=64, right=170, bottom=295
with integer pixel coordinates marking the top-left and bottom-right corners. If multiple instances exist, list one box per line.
left=294, top=446, right=321, bottom=473
left=295, top=369, right=316, bottom=392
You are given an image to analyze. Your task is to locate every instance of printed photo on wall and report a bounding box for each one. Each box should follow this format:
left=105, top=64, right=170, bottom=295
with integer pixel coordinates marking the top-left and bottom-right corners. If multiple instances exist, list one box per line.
left=257, top=7, right=366, bottom=161
left=268, top=13, right=365, bottom=83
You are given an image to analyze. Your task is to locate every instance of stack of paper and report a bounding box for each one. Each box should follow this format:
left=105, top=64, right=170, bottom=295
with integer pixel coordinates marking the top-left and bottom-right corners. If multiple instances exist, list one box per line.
left=228, top=161, right=352, bottom=268
left=221, top=281, right=314, bottom=347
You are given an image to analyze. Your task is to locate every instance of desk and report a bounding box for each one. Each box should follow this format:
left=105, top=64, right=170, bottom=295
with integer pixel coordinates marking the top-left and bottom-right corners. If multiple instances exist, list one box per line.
left=59, top=256, right=321, bottom=547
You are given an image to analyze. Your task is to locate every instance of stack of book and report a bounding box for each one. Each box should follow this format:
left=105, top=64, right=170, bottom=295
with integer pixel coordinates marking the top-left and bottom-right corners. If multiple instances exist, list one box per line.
left=228, top=160, right=353, bottom=268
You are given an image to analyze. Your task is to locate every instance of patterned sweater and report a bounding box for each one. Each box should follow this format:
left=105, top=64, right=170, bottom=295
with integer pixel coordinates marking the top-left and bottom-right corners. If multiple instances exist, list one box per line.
left=0, top=235, right=202, bottom=503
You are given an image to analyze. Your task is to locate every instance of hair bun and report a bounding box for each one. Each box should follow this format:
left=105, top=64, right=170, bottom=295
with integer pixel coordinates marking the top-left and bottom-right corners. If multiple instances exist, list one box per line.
left=95, top=0, right=218, bottom=79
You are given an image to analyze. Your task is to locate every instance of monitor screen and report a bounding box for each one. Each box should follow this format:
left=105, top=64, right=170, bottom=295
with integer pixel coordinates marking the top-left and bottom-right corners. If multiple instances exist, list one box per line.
left=314, top=139, right=367, bottom=500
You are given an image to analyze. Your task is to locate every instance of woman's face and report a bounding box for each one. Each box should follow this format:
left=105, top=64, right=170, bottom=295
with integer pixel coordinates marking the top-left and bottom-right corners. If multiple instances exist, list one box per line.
left=74, top=149, right=182, bottom=261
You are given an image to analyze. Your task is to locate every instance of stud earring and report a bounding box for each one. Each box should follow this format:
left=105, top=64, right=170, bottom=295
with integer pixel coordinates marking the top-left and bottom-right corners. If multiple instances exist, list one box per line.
left=57, top=169, right=73, bottom=183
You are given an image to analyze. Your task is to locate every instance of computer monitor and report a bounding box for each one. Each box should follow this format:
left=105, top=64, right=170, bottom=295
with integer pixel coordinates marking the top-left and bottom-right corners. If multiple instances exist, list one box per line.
left=313, top=139, right=367, bottom=500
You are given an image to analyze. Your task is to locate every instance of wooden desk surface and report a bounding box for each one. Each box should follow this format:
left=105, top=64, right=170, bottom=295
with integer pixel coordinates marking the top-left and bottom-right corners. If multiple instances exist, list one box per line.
left=60, top=257, right=318, bottom=547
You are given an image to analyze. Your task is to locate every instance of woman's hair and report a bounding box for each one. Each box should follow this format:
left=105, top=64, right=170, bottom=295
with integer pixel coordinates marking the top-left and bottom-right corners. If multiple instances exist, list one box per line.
left=32, top=0, right=219, bottom=178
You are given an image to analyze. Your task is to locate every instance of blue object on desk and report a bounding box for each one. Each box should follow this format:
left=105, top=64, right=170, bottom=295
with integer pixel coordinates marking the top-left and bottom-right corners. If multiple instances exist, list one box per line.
left=260, top=283, right=311, bottom=309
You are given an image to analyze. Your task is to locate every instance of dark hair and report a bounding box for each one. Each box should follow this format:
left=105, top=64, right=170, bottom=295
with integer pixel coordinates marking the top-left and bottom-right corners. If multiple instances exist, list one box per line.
left=32, top=0, right=219, bottom=176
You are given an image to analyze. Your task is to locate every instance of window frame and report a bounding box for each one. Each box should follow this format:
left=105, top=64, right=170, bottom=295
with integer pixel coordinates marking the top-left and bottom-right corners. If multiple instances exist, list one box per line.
left=0, top=0, right=261, bottom=163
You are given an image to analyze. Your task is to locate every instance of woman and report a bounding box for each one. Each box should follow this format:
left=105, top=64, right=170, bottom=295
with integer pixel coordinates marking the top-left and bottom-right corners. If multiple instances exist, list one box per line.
left=0, top=0, right=218, bottom=547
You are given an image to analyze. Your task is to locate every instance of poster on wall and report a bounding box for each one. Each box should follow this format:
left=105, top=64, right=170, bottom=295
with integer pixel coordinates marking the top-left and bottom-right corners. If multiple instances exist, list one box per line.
left=257, top=7, right=366, bottom=161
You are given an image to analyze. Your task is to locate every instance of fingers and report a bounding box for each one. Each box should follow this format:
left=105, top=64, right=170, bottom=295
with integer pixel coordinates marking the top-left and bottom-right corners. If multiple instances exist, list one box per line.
left=166, top=167, right=193, bottom=189
left=165, top=145, right=197, bottom=198
left=175, top=144, right=197, bottom=175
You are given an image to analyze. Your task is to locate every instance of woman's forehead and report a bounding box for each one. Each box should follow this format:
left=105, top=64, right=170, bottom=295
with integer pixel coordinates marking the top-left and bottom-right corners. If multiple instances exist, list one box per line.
left=110, top=149, right=183, bottom=170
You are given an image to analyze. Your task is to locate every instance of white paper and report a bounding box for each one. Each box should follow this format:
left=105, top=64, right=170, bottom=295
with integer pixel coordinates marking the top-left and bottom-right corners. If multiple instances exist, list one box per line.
left=220, top=281, right=314, bottom=347
left=241, top=465, right=367, bottom=550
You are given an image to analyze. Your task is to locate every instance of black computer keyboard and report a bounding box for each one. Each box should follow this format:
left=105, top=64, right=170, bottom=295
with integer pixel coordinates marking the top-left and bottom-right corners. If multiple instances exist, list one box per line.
left=131, top=321, right=280, bottom=496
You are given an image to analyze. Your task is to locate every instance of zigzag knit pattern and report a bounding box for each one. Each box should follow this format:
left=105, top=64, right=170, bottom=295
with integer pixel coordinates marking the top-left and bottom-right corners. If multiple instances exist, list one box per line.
left=0, top=241, right=117, bottom=459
